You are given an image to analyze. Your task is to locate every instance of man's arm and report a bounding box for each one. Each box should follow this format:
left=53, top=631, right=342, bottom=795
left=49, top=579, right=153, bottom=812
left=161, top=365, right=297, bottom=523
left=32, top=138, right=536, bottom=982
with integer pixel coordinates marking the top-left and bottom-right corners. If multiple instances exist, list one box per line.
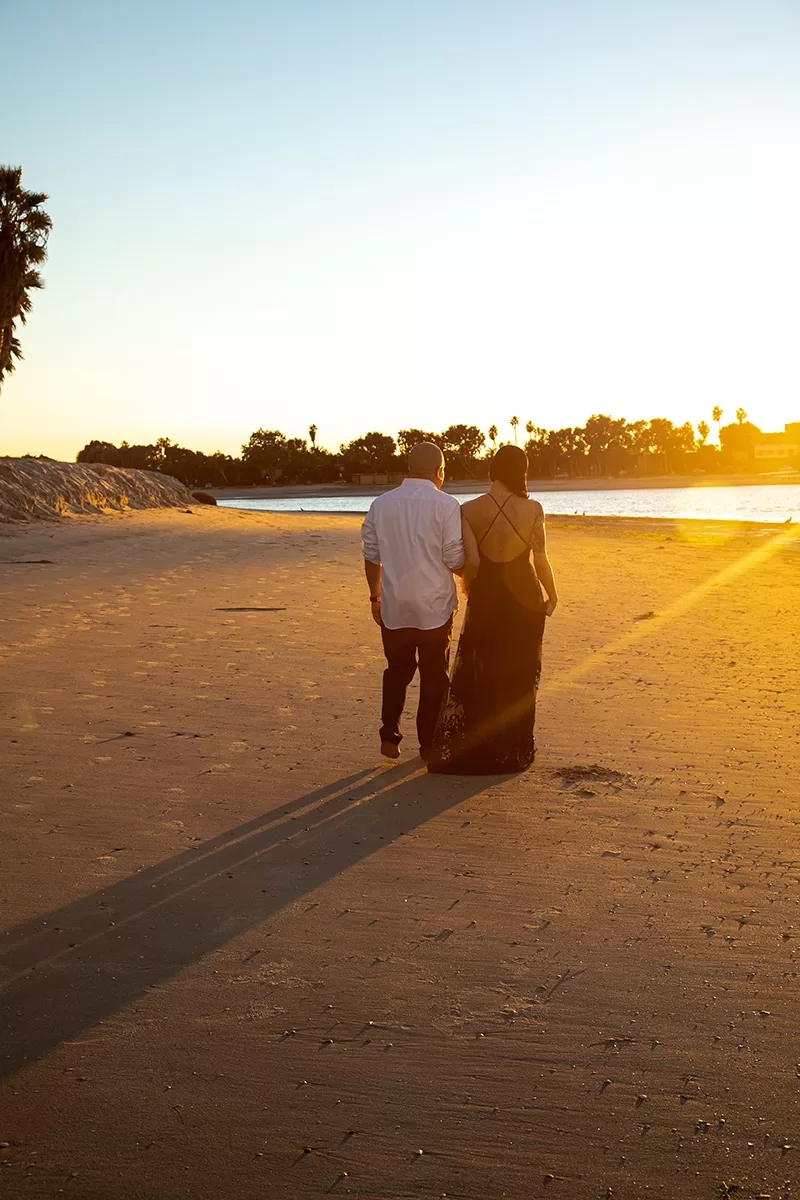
left=364, top=559, right=382, bottom=626
left=361, top=507, right=383, bottom=626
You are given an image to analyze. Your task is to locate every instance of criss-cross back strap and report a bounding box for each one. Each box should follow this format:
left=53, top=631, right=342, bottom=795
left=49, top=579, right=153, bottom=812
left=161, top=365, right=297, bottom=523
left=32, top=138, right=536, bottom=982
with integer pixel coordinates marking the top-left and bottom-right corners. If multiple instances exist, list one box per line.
left=477, top=493, right=530, bottom=550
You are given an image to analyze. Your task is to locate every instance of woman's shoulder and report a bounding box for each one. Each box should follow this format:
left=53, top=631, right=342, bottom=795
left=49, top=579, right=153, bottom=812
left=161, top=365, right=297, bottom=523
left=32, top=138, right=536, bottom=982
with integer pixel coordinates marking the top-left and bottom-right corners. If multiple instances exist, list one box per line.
left=504, top=492, right=541, bottom=516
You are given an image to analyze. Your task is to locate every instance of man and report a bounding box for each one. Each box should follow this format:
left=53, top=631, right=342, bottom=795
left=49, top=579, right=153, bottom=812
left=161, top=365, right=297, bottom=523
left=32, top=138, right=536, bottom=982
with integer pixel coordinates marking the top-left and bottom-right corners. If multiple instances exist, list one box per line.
left=361, top=442, right=465, bottom=761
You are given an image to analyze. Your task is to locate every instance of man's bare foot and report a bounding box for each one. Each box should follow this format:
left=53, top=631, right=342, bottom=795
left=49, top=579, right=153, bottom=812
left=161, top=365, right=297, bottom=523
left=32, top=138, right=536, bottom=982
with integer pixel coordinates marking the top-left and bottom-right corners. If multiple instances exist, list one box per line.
left=380, top=740, right=400, bottom=759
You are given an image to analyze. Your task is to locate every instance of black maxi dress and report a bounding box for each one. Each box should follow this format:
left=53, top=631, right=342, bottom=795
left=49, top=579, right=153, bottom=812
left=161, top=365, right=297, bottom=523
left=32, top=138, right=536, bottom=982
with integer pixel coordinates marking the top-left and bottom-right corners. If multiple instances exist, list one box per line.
left=428, top=497, right=546, bottom=774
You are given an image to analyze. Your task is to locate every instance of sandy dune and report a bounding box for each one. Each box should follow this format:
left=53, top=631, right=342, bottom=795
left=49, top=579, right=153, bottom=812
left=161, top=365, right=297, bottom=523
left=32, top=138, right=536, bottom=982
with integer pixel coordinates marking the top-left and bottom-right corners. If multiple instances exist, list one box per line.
left=0, top=459, right=192, bottom=522
left=1, top=506, right=799, bottom=1199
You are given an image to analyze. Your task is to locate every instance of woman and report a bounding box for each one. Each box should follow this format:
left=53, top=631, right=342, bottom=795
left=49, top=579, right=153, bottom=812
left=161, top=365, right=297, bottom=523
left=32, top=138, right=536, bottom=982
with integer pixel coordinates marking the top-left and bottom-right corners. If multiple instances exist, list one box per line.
left=428, top=444, right=558, bottom=774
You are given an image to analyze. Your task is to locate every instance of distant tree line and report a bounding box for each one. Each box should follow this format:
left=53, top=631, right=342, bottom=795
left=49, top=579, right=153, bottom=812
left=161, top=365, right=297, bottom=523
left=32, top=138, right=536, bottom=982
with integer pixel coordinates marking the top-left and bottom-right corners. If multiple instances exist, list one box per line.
left=76, top=424, right=493, bottom=486
left=75, top=408, right=782, bottom=487
left=525, top=414, right=702, bottom=477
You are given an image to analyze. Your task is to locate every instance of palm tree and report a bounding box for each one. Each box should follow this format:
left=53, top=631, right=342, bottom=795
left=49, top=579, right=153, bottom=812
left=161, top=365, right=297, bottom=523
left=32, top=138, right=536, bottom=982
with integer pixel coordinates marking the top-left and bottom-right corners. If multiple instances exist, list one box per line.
left=711, top=406, right=723, bottom=445
left=0, top=166, right=52, bottom=392
left=308, top=423, right=318, bottom=449
left=735, top=407, right=747, bottom=425
left=697, top=420, right=710, bottom=445
left=525, top=420, right=534, bottom=438
left=488, top=424, right=497, bottom=451
left=510, top=415, right=519, bottom=445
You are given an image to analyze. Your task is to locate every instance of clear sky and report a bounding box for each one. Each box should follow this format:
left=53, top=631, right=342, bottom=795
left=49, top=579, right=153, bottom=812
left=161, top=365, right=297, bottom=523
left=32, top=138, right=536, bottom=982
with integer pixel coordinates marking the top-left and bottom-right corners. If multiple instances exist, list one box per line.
left=4, top=0, right=800, bottom=459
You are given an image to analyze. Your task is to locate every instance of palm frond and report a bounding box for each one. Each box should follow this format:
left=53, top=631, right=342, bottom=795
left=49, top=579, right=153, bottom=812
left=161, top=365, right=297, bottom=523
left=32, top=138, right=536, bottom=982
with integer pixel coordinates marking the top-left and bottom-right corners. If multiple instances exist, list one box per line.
left=0, top=166, right=52, bottom=393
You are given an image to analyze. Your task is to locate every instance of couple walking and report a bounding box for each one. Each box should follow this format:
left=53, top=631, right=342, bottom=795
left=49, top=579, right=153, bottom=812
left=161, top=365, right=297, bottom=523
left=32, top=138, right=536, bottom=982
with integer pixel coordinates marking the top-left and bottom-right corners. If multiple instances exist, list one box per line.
left=361, top=441, right=558, bottom=774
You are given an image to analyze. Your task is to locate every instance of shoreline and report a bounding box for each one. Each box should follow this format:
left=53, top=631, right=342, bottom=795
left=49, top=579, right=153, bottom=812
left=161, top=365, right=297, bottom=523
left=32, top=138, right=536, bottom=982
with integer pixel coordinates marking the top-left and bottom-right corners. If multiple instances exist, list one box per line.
left=2, top=506, right=795, bottom=544
left=213, top=503, right=797, bottom=533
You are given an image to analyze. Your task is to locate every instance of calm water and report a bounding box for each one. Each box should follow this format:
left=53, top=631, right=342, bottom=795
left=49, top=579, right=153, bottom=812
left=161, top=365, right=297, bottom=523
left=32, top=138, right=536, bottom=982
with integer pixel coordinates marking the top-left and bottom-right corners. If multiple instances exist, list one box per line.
left=219, top=483, right=800, bottom=524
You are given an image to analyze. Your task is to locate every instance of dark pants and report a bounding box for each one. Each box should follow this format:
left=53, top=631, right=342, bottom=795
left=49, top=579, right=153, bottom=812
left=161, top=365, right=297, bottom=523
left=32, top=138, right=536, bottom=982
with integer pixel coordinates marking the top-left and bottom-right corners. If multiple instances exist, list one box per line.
left=380, top=617, right=453, bottom=754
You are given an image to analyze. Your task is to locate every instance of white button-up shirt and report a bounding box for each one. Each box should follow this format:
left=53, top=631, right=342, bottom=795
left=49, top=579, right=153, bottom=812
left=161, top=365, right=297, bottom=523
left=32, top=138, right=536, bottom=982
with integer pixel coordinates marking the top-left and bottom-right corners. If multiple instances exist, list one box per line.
left=361, top=478, right=465, bottom=630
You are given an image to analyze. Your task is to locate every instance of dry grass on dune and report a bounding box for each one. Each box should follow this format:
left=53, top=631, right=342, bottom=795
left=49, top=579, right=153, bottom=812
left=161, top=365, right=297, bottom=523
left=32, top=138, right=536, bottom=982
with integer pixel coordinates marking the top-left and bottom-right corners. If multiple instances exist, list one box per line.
left=0, top=458, right=192, bottom=522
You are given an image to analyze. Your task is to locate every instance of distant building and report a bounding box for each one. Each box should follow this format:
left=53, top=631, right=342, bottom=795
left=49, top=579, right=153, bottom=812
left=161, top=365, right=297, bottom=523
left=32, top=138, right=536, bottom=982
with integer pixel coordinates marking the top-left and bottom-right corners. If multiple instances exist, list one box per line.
left=753, top=422, right=800, bottom=472
left=351, top=472, right=404, bottom=486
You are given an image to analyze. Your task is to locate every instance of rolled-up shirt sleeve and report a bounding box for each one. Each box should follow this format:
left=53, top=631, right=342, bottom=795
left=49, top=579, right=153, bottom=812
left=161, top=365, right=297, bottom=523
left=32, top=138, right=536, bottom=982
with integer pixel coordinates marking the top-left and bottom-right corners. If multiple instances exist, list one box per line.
left=442, top=502, right=465, bottom=571
left=361, top=505, right=381, bottom=564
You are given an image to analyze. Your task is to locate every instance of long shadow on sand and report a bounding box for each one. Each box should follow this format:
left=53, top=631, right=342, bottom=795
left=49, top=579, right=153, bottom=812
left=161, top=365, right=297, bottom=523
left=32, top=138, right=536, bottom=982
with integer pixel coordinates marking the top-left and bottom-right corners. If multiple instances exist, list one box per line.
left=0, top=762, right=494, bottom=1079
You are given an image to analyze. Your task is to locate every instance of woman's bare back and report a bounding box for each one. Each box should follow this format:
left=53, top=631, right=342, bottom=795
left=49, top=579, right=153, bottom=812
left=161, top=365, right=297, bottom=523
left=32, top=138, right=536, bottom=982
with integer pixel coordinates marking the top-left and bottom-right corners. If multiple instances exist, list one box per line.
left=463, top=489, right=545, bottom=562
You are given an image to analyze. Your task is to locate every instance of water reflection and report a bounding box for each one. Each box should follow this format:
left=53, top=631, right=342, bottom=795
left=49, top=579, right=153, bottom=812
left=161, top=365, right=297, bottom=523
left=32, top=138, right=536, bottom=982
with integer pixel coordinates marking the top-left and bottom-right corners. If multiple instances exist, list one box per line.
left=219, top=483, right=799, bottom=524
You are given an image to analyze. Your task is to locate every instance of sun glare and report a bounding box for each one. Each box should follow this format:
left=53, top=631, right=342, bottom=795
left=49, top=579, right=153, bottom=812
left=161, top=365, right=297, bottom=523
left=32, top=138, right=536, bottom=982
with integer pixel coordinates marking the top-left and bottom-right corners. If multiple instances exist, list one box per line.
left=542, top=524, right=799, bottom=699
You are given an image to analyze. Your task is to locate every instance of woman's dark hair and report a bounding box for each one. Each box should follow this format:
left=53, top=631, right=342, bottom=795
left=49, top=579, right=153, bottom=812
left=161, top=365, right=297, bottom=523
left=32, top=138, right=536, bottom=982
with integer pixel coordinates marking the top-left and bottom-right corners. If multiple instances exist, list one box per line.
left=489, top=444, right=528, bottom=498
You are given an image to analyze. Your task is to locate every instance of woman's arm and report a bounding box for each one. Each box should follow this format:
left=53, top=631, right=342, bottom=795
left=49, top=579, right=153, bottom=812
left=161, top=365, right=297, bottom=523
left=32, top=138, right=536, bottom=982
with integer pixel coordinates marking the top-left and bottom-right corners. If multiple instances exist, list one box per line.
left=461, top=510, right=481, bottom=592
left=531, top=504, right=558, bottom=616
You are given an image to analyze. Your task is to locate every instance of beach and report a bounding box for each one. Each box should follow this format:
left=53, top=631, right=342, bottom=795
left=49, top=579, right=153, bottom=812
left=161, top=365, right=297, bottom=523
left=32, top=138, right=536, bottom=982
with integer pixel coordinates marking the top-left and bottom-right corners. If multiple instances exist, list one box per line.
left=2, top=505, right=799, bottom=1199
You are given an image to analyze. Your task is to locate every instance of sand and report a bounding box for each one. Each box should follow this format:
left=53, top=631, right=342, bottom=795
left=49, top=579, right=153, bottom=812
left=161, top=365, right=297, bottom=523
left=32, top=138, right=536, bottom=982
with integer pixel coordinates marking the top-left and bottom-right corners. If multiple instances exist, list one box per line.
left=1, top=505, right=799, bottom=1199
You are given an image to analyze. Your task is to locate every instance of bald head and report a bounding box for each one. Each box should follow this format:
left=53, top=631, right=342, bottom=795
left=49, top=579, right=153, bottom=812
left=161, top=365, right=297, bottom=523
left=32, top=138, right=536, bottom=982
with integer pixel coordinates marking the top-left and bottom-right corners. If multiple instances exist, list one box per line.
left=408, top=441, right=445, bottom=484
